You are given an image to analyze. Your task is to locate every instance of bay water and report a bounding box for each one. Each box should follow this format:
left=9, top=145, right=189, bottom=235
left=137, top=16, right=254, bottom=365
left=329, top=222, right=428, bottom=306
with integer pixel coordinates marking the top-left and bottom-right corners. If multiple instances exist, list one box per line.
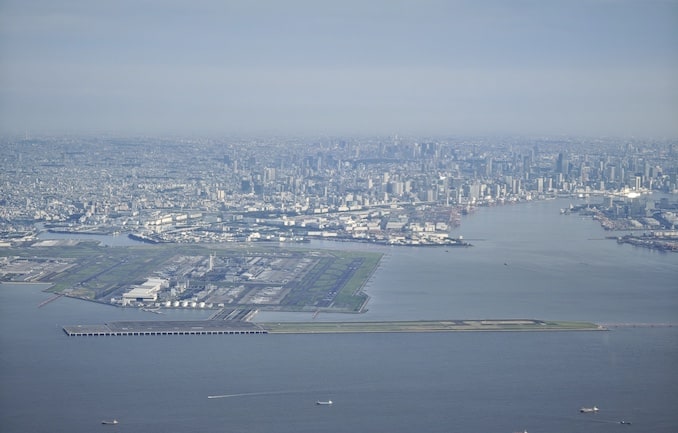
left=2, top=198, right=677, bottom=433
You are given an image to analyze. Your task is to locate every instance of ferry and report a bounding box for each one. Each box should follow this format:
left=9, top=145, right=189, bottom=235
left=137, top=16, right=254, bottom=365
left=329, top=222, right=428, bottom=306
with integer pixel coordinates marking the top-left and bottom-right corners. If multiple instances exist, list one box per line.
left=315, top=400, right=333, bottom=405
left=580, top=406, right=599, bottom=413
left=101, top=419, right=119, bottom=425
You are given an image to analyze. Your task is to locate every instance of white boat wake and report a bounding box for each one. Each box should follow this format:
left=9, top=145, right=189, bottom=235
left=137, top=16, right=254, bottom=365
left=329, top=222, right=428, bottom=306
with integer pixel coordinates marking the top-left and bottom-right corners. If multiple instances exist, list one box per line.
left=208, top=390, right=299, bottom=399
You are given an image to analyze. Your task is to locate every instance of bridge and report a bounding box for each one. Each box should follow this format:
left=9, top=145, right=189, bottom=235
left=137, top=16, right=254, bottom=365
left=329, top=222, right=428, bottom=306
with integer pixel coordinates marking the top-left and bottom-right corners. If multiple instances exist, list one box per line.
left=600, top=323, right=676, bottom=329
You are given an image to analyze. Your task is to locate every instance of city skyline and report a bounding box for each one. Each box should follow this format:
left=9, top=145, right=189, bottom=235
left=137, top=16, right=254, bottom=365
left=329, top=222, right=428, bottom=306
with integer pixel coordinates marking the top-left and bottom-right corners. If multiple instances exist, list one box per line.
left=1, top=0, right=677, bottom=138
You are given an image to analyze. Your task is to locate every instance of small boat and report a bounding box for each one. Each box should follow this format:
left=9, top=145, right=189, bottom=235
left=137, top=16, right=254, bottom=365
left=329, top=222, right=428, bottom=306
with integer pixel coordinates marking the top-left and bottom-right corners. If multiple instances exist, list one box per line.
left=315, top=400, right=333, bottom=405
left=101, top=419, right=119, bottom=425
left=580, top=406, right=599, bottom=413
left=620, top=420, right=632, bottom=425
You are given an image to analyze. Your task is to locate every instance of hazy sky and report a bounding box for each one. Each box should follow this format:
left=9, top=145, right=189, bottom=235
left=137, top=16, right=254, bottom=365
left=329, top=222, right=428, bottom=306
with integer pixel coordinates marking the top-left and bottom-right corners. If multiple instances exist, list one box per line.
left=1, top=0, right=677, bottom=137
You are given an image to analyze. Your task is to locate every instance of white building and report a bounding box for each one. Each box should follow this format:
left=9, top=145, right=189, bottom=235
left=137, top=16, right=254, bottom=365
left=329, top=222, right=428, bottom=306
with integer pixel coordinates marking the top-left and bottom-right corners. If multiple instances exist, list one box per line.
left=122, top=277, right=168, bottom=306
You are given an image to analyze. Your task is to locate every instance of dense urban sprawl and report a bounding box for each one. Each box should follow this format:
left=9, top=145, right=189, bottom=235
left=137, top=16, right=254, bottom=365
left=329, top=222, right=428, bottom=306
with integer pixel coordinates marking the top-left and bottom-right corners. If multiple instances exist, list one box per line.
left=1, top=135, right=677, bottom=248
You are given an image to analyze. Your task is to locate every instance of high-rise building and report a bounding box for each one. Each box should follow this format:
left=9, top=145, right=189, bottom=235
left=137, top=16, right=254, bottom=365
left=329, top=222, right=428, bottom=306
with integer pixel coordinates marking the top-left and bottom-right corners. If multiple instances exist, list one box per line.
left=556, top=152, right=569, bottom=175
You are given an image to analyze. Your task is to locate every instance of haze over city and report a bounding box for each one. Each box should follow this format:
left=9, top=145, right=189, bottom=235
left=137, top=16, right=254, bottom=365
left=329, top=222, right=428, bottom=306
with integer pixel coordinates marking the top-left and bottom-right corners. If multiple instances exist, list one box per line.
left=1, top=0, right=677, bottom=138
left=2, top=2, right=678, bottom=432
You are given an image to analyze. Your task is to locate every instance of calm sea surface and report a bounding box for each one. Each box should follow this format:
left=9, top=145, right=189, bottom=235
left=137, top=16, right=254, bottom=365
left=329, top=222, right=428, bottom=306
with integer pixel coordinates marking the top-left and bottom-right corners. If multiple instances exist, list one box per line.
left=2, top=198, right=677, bottom=433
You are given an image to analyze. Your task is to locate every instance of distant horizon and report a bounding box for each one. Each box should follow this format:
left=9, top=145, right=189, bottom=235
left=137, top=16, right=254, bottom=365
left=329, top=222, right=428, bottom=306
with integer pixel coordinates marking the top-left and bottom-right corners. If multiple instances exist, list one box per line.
left=5, top=130, right=678, bottom=142
left=1, top=1, right=677, bottom=139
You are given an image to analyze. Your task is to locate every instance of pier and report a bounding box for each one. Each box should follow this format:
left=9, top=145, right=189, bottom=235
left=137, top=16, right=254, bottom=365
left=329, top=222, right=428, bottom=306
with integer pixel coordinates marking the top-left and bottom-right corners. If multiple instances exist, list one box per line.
left=63, top=320, right=267, bottom=336
left=37, top=293, right=64, bottom=308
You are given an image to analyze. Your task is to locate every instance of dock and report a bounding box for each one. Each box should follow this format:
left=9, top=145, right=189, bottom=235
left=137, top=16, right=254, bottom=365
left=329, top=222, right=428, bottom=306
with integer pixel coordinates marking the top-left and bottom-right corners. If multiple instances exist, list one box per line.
left=63, top=320, right=267, bottom=336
